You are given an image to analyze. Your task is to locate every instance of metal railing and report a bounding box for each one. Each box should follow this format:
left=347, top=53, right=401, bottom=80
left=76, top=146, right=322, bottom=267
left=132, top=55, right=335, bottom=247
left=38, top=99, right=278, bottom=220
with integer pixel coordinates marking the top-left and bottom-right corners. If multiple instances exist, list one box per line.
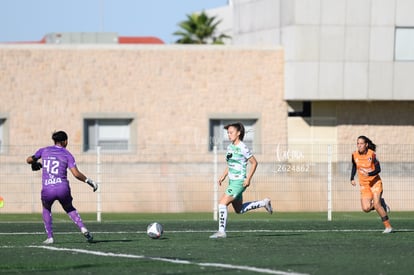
left=1, top=144, right=413, bottom=220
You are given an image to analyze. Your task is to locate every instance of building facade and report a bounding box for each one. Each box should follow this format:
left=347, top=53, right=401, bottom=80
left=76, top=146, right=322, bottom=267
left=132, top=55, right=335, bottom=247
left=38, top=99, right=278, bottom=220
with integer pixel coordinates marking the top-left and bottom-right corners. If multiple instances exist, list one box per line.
left=208, top=0, right=414, bottom=148
left=1, top=0, right=414, bottom=213
left=0, top=44, right=288, bottom=213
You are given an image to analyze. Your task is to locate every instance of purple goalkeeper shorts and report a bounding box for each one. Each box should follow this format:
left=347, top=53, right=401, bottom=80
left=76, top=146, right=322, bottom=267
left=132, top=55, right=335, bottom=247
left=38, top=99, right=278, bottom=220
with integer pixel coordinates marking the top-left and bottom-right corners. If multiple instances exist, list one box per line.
left=41, top=184, right=73, bottom=210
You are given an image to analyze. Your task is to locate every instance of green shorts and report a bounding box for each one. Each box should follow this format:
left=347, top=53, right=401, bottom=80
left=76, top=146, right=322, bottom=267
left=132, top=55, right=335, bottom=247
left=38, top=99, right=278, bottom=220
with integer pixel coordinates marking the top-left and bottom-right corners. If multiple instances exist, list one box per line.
left=225, top=179, right=246, bottom=201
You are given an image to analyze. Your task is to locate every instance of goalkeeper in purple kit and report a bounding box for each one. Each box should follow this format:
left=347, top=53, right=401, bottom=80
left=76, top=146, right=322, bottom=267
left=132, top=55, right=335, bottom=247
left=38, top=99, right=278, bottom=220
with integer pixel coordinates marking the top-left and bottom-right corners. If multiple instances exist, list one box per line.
left=26, top=131, right=98, bottom=244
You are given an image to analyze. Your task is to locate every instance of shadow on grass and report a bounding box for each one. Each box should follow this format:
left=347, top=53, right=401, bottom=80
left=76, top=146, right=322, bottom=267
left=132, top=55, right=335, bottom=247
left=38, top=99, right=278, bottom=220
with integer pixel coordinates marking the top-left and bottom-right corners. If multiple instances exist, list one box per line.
left=90, top=239, right=134, bottom=244
left=222, top=233, right=305, bottom=238
left=52, top=239, right=135, bottom=244
left=147, top=237, right=169, bottom=241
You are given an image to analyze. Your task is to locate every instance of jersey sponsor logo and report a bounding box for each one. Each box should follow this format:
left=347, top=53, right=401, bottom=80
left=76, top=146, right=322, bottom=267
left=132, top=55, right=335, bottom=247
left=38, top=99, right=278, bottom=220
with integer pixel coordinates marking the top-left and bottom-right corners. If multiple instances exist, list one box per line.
left=226, top=153, right=232, bottom=160
left=44, top=176, right=62, bottom=186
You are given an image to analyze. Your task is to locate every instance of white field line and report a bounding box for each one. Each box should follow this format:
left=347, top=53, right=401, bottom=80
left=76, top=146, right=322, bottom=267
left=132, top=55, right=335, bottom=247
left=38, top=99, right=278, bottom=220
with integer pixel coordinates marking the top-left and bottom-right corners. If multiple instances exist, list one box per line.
left=1, top=228, right=414, bottom=235
left=24, top=245, right=308, bottom=275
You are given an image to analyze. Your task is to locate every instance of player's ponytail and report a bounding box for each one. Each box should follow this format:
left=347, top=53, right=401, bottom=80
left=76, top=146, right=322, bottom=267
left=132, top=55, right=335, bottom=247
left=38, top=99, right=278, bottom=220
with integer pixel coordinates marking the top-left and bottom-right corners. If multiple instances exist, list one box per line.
left=237, top=122, right=245, bottom=141
left=358, top=135, right=376, bottom=151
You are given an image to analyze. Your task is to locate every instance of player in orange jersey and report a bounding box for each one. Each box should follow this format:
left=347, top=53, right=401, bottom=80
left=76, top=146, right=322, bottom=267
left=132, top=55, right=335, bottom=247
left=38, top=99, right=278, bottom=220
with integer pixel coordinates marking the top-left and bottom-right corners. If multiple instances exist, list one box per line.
left=350, top=135, right=393, bottom=233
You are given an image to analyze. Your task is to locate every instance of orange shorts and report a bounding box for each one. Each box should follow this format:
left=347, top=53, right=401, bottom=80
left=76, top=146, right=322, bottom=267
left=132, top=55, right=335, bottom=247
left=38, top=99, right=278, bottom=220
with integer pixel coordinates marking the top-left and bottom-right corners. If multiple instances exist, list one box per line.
left=360, top=178, right=383, bottom=199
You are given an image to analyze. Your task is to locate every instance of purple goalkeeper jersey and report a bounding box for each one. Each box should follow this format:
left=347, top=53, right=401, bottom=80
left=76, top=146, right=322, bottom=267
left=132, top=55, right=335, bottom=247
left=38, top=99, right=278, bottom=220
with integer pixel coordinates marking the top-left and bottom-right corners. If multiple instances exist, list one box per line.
left=33, top=145, right=77, bottom=189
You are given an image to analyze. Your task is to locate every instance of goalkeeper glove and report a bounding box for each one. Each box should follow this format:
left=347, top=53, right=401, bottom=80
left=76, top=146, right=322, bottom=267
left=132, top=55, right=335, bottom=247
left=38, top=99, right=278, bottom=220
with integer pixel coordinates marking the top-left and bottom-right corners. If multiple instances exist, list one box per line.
left=85, top=178, right=99, bottom=192
left=31, top=162, right=42, bottom=171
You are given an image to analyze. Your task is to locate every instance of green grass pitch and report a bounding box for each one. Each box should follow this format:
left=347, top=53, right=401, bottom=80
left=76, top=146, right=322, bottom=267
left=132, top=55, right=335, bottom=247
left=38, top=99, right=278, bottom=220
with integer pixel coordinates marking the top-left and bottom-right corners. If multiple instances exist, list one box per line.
left=1, top=212, right=414, bottom=274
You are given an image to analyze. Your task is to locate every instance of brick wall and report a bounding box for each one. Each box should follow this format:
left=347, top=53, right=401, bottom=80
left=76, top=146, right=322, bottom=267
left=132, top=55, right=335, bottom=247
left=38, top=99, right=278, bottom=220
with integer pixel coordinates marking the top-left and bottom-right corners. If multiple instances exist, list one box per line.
left=0, top=45, right=287, bottom=213
left=0, top=45, right=286, bottom=152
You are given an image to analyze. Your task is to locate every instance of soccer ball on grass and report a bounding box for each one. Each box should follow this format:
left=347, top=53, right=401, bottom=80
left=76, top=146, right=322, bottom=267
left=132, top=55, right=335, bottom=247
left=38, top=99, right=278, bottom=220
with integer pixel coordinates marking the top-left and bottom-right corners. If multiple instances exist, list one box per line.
left=147, top=222, right=163, bottom=239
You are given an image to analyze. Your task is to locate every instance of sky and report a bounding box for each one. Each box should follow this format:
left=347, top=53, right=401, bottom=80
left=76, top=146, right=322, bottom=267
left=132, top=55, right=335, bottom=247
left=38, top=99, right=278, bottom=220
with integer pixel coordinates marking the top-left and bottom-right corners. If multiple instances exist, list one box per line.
left=0, top=0, right=228, bottom=44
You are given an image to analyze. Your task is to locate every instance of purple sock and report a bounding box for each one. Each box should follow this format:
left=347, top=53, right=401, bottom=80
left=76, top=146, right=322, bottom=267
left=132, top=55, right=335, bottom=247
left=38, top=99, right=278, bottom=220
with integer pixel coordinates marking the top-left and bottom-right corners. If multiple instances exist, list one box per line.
left=67, top=210, right=85, bottom=230
left=42, top=208, right=53, bottom=238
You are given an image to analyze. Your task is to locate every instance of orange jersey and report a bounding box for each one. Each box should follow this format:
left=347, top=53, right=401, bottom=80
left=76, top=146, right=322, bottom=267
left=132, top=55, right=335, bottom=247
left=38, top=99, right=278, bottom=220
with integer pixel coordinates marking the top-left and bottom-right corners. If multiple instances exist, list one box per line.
left=352, top=149, right=381, bottom=186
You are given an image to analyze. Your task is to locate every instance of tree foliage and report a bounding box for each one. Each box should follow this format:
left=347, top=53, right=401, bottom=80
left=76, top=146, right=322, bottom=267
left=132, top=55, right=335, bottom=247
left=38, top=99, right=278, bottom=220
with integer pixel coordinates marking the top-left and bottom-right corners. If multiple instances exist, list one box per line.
left=173, top=11, right=231, bottom=44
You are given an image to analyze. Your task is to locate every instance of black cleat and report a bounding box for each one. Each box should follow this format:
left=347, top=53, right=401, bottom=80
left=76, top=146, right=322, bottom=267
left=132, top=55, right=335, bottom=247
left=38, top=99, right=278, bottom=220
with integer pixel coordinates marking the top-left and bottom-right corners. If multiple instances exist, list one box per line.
left=83, top=231, right=94, bottom=243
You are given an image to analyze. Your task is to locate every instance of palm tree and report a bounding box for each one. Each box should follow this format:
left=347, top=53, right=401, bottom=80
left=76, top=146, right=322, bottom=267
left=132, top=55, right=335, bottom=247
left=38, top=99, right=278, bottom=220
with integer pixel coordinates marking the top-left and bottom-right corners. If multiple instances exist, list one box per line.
left=173, top=11, right=231, bottom=44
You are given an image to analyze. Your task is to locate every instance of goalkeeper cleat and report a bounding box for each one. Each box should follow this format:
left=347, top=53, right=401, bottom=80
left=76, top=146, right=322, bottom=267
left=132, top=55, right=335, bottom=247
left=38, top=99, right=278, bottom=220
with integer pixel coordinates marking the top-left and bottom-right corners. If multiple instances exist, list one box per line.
left=383, top=227, right=393, bottom=234
left=381, top=198, right=390, bottom=213
left=264, top=198, right=273, bottom=214
left=43, top=237, right=54, bottom=244
left=83, top=231, right=94, bottom=242
left=209, top=231, right=227, bottom=239
left=81, top=227, right=94, bottom=243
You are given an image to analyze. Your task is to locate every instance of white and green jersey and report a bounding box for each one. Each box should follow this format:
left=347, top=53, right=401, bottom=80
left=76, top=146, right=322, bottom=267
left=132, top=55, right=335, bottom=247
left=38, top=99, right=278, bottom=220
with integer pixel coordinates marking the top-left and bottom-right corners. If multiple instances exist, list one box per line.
left=226, top=141, right=253, bottom=180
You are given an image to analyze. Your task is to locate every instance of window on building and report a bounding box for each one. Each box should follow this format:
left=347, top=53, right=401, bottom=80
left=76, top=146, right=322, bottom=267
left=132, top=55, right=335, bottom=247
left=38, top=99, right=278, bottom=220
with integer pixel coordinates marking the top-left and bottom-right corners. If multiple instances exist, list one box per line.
left=288, top=101, right=311, bottom=117
left=395, top=27, right=414, bottom=61
left=209, top=119, right=258, bottom=152
left=83, top=118, right=133, bottom=152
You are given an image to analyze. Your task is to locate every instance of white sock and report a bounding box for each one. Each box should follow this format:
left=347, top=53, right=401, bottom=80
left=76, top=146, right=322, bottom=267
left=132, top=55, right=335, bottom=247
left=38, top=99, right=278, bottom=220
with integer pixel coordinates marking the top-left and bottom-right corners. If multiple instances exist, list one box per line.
left=240, top=200, right=265, bottom=214
left=218, top=204, right=227, bottom=232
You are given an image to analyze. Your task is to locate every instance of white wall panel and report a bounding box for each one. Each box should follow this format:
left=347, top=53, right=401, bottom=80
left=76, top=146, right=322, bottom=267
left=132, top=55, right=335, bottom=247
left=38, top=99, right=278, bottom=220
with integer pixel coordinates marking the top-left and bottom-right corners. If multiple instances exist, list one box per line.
left=284, top=62, right=319, bottom=100
left=368, top=62, right=394, bottom=99
left=318, top=62, right=344, bottom=99
left=321, top=0, right=346, bottom=25
left=344, top=62, right=369, bottom=99
left=320, top=26, right=345, bottom=61
left=396, top=0, right=414, bottom=26
left=371, top=0, right=396, bottom=26
left=370, top=27, right=395, bottom=61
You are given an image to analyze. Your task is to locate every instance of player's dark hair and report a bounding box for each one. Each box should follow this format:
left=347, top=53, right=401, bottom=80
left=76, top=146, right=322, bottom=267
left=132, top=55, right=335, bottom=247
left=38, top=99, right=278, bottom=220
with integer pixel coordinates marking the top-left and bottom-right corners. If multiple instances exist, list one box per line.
left=52, top=131, right=68, bottom=143
left=358, top=135, right=376, bottom=151
left=224, top=122, right=245, bottom=141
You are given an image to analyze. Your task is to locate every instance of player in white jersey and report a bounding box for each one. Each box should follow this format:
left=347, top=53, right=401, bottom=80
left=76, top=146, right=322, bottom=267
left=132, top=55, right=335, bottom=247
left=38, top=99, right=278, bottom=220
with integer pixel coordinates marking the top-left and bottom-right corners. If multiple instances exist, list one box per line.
left=210, top=122, right=273, bottom=239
